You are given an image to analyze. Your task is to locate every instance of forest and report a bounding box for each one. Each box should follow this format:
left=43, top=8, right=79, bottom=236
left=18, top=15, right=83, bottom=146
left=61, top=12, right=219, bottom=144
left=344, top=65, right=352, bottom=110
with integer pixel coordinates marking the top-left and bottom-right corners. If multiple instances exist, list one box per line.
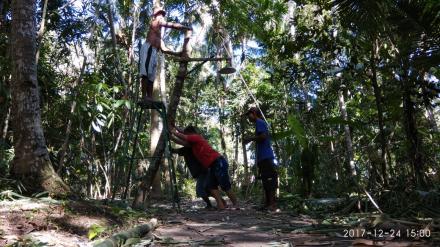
left=0, top=0, right=439, bottom=246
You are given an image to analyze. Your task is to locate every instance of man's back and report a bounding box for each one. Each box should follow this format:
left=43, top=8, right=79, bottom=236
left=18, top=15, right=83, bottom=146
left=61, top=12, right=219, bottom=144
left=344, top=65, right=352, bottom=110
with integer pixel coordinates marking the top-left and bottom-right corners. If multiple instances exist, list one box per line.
left=186, top=134, right=221, bottom=168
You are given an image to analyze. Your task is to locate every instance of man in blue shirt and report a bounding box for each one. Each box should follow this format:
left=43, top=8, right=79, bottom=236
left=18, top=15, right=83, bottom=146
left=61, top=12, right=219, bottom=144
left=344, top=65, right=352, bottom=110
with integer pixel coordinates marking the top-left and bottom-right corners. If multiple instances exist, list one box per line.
left=244, top=107, right=278, bottom=211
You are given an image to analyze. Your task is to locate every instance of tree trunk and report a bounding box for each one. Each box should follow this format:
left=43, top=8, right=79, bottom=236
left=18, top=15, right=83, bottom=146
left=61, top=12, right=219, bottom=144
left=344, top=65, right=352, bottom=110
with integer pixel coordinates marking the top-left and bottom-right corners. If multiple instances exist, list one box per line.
left=100, top=133, right=111, bottom=198
left=401, top=64, right=425, bottom=188
left=132, top=19, right=193, bottom=209
left=270, top=122, right=282, bottom=165
left=145, top=0, right=164, bottom=200
left=159, top=54, right=168, bottom=104
left=232, top=124, right=239, bottom=180
left=370, top=40, right=388, bottom=186
left=328, top=129, right=341, bottom=181
left=424, top=101, right=438, bottom=133
left=420, top=72, right=438, bottom=133
left=9, top=0, right=70, bottom=196
left=127, top=3, right=139, bottom=88
left=149, top=56, right=163, bottom=199
left=218, top=96, right=228, bottom=159
left=337, top=87, right=357, bottom=179
left=35, top=0, right=48, bottom=64
left=0, top=0, right=4, bottom=27
left=91, top=132, right=98, bottom=198
left=2, top=105, right=10, bottom=141
left=105, top=0, right=126, bottom=94
left=0, top=104, right=11, bottom=168
left=240, top=119, right=249, bottom=185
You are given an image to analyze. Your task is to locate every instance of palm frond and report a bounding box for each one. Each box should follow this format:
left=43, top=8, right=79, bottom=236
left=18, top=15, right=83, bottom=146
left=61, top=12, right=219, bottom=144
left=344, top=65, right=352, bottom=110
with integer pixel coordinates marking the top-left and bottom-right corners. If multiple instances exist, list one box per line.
left=330, top=0, right=392, bottom=34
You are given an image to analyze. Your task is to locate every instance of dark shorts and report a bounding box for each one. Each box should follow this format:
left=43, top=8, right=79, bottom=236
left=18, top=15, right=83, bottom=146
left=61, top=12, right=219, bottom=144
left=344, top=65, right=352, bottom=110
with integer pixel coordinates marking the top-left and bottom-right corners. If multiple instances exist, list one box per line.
left=258, top=159, right=278, bottom=191
left=206, top=157, right=232, bottom=192
left=196, top=173, right=209, bottom=198
left=141, top=75, right=154, bottom=84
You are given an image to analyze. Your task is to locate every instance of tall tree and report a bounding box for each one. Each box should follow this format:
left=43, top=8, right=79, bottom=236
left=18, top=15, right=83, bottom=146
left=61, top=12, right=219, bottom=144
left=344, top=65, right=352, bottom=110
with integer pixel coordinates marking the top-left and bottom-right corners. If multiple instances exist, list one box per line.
left=149, top=0, right=165, bottom=199
left=337, top=85, right=356, bottom=179
left=149, top=56, right=164, bottom=198
left=9, top=0, right=70, bottom=195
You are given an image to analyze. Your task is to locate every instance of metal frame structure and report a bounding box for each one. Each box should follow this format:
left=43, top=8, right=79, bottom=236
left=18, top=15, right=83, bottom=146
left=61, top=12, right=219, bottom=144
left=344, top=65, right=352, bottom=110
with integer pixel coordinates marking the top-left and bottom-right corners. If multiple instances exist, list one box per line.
left=122, top=100, right=180, bottom=210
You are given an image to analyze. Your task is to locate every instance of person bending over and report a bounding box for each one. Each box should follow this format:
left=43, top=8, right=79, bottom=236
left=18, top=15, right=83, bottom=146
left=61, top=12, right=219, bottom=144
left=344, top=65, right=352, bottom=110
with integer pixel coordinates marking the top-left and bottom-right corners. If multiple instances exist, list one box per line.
left=170, top=126, right=238, bottom=210
left=172, top=146, right=226, bottom=209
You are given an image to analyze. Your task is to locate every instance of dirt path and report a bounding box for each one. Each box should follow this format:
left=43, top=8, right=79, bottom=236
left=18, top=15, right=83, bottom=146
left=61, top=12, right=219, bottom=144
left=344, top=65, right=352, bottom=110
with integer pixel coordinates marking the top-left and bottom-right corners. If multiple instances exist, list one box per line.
left=152, top=200, right=434, bottom=247
left=155, top=207, right=348, bottom=246
left=0, top=197, right=436, bottom=246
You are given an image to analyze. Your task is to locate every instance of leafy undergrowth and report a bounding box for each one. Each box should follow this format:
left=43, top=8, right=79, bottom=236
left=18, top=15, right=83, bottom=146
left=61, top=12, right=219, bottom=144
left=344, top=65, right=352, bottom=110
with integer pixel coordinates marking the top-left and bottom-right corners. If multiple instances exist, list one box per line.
left=379, top=189, right=440, bottom=218
left=278, top=189, right=440, bottom=218
left=276, top=191, right=440, bottom=244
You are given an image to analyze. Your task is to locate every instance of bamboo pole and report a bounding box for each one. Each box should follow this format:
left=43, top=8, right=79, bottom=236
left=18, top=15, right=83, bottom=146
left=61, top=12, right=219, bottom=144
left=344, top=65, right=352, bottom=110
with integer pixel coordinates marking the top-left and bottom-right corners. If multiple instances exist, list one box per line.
left=94, top=218, right=158, bottom=247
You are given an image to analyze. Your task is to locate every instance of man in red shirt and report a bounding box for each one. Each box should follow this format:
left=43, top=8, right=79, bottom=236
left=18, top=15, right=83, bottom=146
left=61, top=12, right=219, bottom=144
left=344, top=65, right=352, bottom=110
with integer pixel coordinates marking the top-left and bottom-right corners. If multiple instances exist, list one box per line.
left=170, top=126, right=238, bottom=210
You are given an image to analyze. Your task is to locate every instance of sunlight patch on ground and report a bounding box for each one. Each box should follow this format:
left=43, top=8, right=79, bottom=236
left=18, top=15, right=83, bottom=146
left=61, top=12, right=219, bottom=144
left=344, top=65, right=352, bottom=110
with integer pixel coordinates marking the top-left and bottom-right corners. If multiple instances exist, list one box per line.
left=27, top=230, right=91, bottom=247
left=0, top=199, right=52, bottom=213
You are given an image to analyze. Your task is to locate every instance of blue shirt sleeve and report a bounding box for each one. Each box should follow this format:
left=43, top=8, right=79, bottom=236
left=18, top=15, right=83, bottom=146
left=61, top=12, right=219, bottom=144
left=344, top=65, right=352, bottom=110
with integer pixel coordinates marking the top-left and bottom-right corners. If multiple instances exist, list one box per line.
left=256, top=119, right=268, bottom=135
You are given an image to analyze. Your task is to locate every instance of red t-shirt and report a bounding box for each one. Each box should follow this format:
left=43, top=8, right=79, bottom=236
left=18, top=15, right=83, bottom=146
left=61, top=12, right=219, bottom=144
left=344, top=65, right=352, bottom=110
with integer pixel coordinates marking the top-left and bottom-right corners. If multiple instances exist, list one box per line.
left=185, top=134, right=220, bottom=168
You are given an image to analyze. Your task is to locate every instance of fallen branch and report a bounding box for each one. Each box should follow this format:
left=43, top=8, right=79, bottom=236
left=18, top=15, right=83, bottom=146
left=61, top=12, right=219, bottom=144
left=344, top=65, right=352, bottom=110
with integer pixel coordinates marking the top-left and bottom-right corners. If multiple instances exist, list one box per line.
left=157, top=237, right=226, bottom=246
left=362, top=188, right=383, bottom=214
left=94, top=218, right=158, bottom=247
left=0, top=190, right=30, bottom=200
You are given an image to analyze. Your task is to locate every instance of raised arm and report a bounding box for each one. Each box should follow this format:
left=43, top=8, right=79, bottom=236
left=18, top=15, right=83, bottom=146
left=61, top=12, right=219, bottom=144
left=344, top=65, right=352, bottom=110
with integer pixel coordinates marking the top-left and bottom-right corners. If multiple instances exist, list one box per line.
left=158, top=20, right=192, bottom=31
left=160, top=40, right=182, bottom=56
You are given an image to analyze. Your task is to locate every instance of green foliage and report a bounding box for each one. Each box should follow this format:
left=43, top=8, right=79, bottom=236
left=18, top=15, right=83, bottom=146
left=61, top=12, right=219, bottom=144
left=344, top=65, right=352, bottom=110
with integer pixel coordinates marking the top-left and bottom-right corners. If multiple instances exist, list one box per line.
left=6, top=238, right=48, bottom=247
left=180, top=178, right=196, bottom=200
left=278, top=192, right=304, bottom=212
left=88, top=224, right=107, bottom=240
left=287, top=114, right=308, bottom=149
left=0, top=148, right=13, bottom=177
